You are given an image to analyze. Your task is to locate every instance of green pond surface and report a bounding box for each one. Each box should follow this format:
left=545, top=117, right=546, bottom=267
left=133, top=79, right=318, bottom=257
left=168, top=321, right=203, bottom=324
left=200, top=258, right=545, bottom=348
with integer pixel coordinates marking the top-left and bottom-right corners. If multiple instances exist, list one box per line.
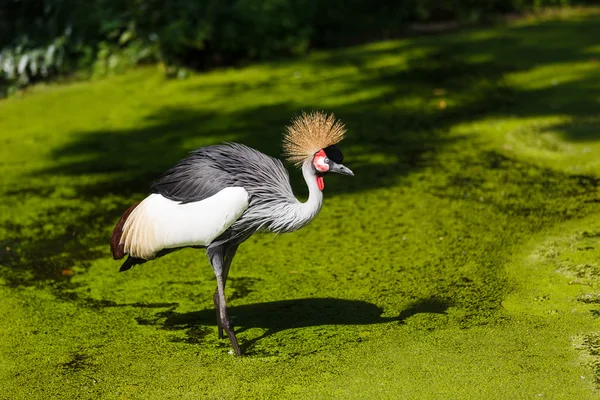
left=1, top=7, right=600, bottom=399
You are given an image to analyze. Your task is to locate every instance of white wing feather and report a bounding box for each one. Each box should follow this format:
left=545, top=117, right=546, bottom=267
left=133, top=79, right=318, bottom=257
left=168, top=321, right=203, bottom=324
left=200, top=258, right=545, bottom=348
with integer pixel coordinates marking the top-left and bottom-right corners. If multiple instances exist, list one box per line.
left=121, top=187, right=249, bottom=259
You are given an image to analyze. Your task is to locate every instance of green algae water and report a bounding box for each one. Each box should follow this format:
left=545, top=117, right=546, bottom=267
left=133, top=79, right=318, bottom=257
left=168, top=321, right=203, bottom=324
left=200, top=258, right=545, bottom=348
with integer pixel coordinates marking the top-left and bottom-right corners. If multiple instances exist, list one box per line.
left=1, top=8, right=600, bottom=399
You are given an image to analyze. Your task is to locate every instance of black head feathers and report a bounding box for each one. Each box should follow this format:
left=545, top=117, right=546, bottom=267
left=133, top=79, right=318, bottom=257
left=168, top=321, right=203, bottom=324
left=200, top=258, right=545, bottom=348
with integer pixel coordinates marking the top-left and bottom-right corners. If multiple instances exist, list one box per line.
left=323, top=145, right=343, bottom=164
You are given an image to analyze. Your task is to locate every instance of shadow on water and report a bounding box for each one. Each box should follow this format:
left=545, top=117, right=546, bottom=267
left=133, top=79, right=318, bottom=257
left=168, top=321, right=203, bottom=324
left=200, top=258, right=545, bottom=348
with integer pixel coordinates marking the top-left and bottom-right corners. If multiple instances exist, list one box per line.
left=152, top=296, right=451, bottom=353
left=1, top=12, right=600, bottom=290
left=397, top=296, right=451, bottom=324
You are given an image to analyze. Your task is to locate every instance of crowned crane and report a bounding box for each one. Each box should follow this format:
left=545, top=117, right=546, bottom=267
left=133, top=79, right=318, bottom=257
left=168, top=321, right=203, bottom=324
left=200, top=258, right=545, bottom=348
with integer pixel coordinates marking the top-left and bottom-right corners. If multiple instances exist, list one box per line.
left=110, top=111, right=353, bottom=355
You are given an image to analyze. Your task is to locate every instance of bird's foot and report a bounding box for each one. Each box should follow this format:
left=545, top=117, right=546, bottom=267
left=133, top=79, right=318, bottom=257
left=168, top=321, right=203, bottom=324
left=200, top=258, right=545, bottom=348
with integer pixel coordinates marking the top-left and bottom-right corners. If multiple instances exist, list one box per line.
left=220, top=318, right=241, bottom=356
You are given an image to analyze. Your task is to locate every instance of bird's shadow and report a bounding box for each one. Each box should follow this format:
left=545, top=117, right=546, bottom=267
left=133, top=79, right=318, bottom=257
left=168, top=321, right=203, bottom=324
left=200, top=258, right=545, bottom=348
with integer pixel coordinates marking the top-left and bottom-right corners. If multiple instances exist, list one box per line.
left=154, top=296, right=450, bottom=353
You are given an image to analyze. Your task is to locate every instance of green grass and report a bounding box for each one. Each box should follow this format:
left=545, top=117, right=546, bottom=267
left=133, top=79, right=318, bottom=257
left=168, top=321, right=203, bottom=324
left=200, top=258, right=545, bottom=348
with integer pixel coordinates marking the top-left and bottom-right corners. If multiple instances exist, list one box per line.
left=2, top=7, right=600, bottom=399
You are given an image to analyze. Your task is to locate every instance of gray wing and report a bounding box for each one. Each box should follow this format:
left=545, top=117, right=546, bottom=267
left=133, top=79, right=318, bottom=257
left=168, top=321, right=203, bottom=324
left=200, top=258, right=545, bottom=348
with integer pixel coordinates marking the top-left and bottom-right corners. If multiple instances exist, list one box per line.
left=150, top=143, right=295, bottom=205
left=151, top=145, right=235, bottom=203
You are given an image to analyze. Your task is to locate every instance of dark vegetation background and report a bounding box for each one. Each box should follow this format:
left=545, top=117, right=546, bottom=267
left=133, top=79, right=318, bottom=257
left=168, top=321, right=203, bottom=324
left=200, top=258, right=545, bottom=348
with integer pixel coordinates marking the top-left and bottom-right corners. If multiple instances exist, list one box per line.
left=0, top=0, right=588, bottom=96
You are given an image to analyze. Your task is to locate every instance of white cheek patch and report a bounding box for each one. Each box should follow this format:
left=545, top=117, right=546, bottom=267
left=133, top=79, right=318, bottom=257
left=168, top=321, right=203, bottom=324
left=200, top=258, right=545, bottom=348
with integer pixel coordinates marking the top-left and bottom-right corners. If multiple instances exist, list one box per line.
left=314, top=156, right=329, bottom=172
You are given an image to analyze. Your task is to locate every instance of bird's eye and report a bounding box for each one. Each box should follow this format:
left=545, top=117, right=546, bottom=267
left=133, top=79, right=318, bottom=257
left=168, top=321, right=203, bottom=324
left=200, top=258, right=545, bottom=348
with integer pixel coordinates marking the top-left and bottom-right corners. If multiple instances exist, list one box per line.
left=324, top=157, right=329, bottom=163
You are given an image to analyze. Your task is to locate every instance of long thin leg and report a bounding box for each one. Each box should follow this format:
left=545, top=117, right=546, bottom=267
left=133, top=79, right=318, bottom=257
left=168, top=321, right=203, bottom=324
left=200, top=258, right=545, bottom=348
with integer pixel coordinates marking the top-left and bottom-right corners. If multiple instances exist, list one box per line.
left=208, top=245, right=242, bottom=355
left=213, top=244, right=239, bottom=339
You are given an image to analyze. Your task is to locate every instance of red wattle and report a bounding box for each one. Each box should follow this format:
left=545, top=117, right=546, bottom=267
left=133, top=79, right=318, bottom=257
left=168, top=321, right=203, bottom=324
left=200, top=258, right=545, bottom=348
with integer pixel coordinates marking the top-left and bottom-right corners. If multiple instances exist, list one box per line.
left=316, top=176, right=324, bottom=191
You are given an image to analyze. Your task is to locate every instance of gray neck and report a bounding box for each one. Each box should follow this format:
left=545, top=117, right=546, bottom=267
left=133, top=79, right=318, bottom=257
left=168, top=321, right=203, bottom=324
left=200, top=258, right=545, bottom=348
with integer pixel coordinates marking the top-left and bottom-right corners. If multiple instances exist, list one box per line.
left=231, top=159, right=324, bottom=236
left=271, top=160, right=323, bottom=233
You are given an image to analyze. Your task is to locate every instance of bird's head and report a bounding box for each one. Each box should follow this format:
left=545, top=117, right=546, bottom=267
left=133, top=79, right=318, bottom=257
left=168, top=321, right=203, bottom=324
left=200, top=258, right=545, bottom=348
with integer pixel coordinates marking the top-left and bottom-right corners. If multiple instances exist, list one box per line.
left=311, top=145, right=353, bottom=190
left=283, top=111, right=354, bottom=191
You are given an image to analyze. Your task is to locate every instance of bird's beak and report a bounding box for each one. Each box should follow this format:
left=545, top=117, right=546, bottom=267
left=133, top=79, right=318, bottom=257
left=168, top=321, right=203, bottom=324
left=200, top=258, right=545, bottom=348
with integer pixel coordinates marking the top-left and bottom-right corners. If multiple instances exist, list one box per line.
left=329, top=162, right=354, bottom=176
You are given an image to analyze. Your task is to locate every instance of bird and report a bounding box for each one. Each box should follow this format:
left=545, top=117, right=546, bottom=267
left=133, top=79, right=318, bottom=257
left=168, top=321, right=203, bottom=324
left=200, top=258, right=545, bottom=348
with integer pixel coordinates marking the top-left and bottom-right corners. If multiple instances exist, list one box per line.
left=110, top=111, right=353, bottom=355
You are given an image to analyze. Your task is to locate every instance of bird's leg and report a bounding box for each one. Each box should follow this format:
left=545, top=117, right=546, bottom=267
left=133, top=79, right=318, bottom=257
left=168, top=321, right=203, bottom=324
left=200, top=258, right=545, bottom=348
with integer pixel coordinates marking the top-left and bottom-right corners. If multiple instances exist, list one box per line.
left=213, top=294, right=222, bottom=339
left=209, top=246, right=242, bottom=355
left=215, top=274, right=241, bottom=355
left=213, top=244, right=238, bottom=339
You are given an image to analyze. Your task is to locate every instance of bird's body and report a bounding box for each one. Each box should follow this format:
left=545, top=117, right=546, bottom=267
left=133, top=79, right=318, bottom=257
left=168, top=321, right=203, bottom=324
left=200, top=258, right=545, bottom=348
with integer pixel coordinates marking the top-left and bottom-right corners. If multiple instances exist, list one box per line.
left=110, top=112, right=353, bottom=355
left=152, top=143, right=325, bottom=240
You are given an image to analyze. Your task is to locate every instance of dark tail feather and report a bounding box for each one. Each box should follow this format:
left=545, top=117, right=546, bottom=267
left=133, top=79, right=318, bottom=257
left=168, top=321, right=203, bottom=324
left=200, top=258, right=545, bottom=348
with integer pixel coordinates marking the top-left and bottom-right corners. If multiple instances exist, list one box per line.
left=120, top=255, right=147, bottom=272
left=110, top=201, right=141, bottom=260
left=120, top=248, right=186, bottom=272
